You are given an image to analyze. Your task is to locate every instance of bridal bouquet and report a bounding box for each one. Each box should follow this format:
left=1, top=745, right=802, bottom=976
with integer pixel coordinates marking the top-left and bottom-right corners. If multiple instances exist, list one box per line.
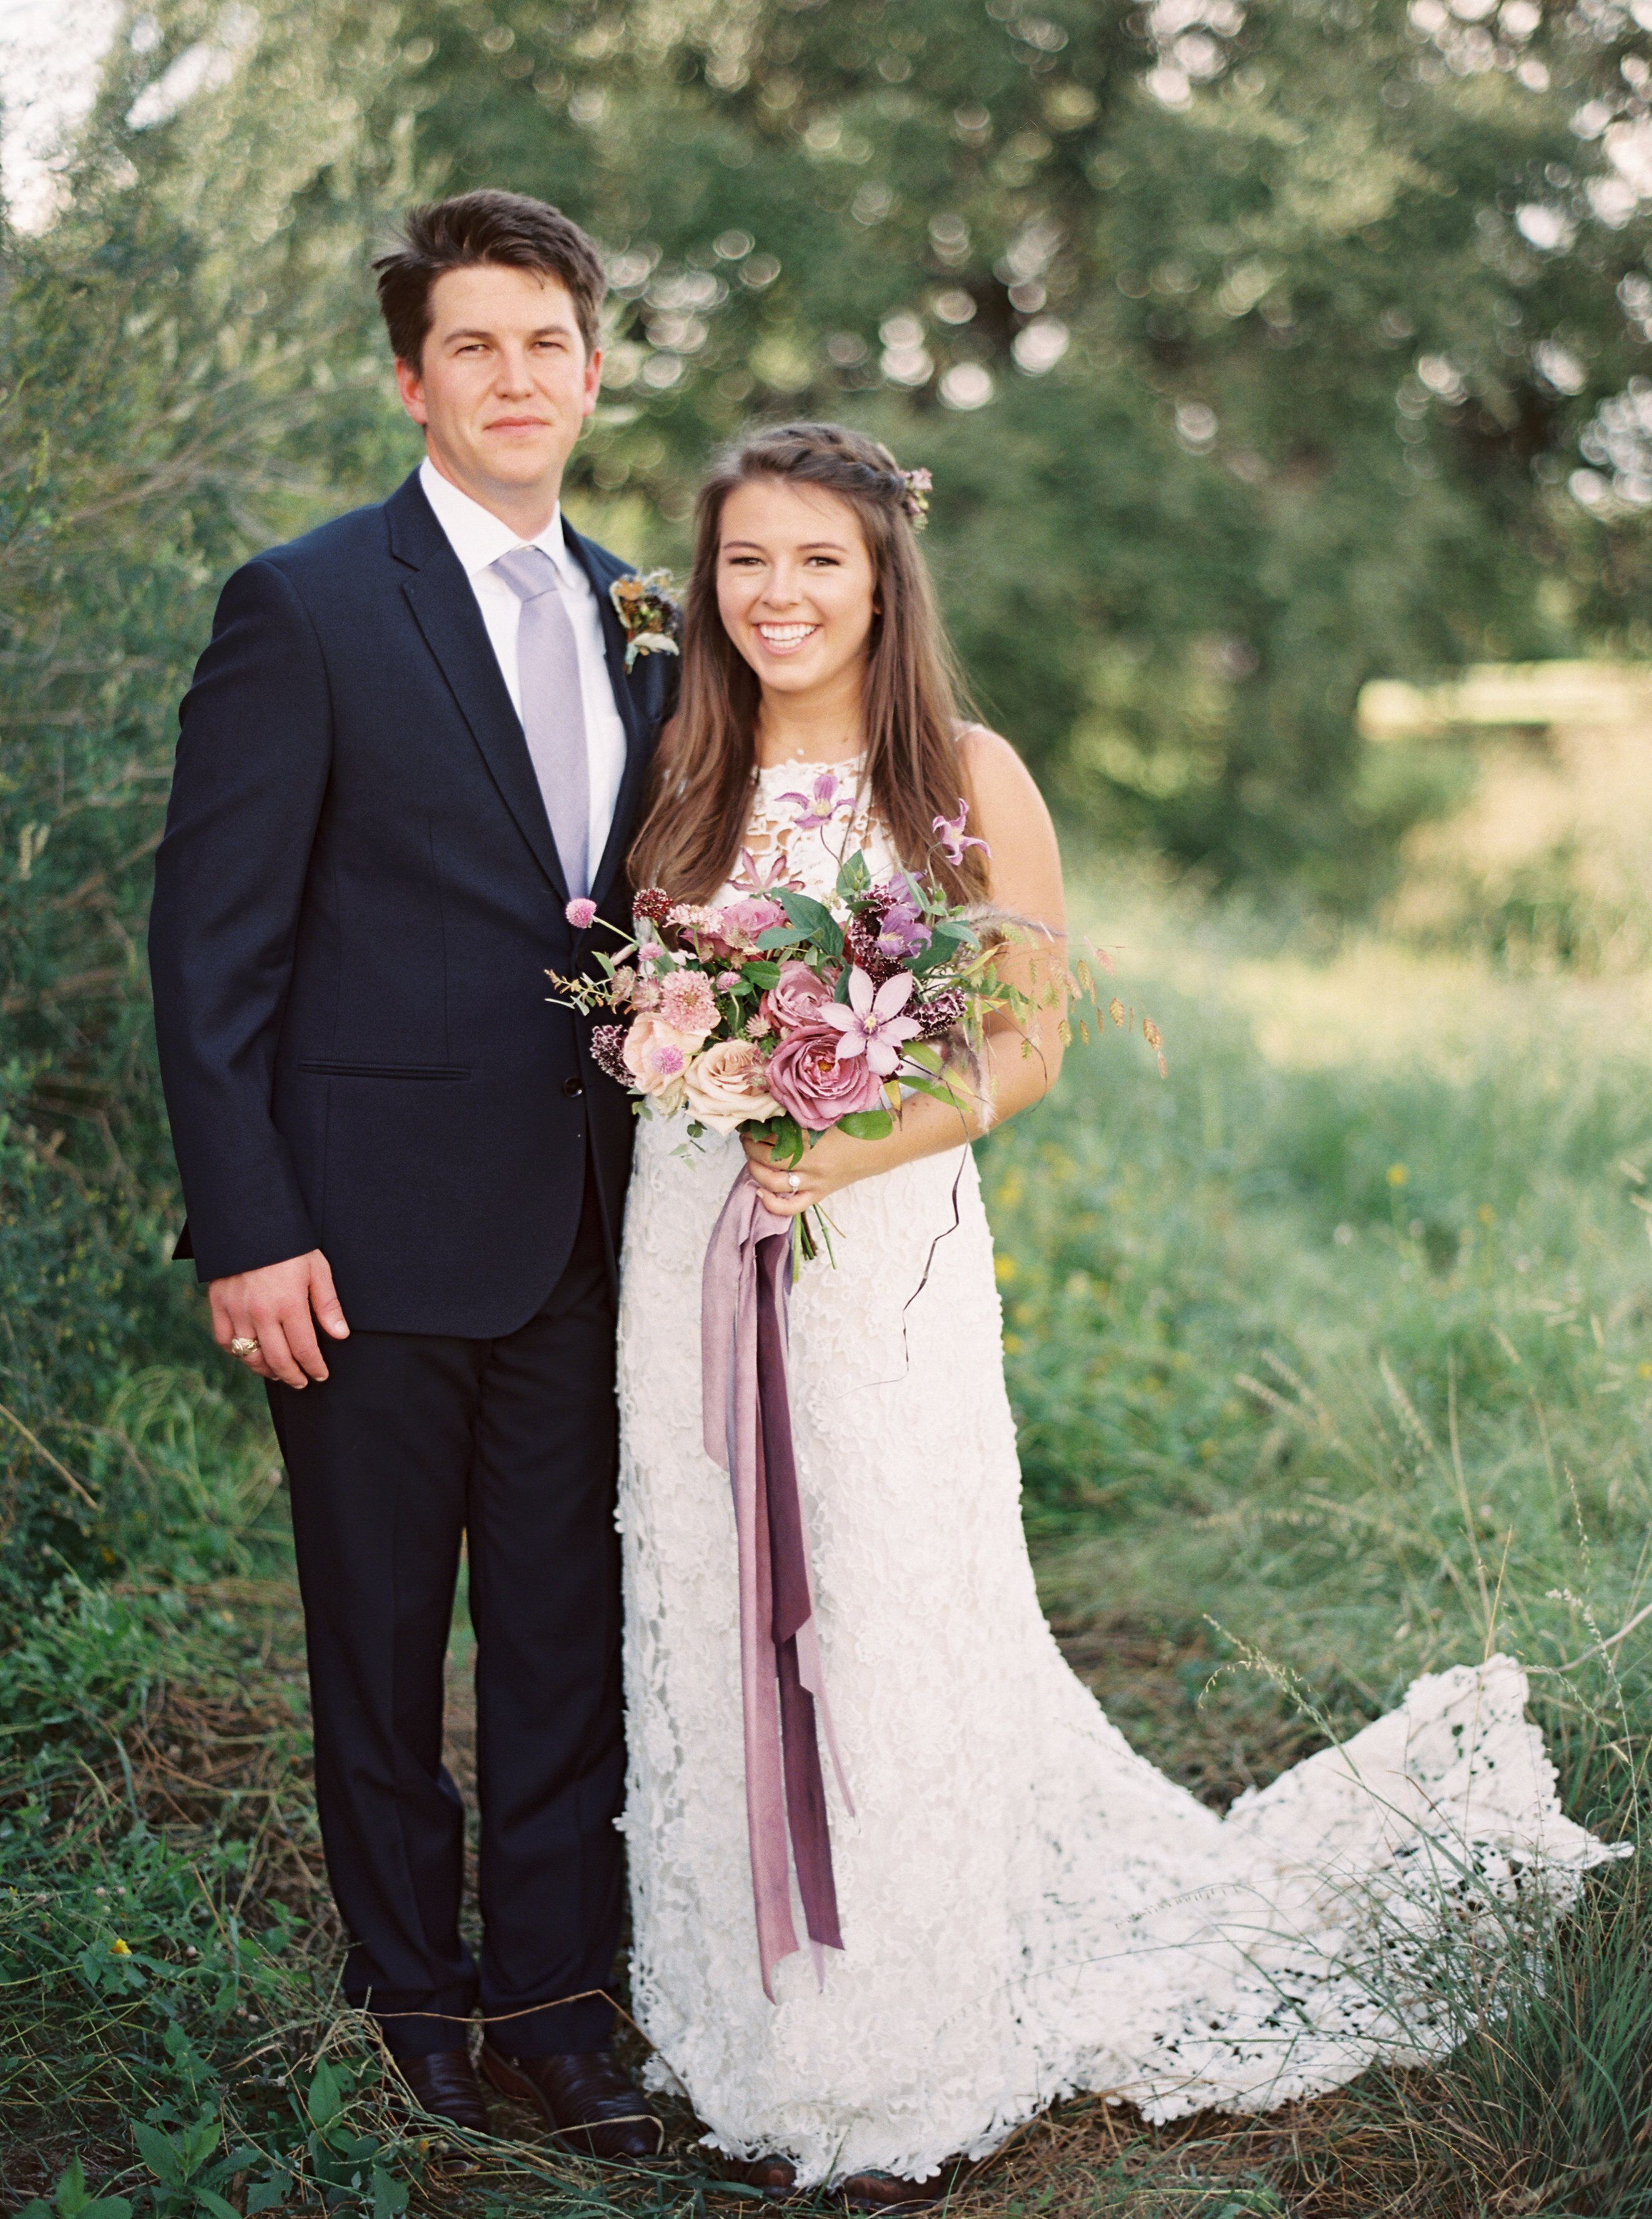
left=547, top=786, right=1075, bottom=1257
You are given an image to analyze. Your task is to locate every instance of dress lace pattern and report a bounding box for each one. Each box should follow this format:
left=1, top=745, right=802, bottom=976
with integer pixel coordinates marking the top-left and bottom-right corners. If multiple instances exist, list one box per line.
left=613, top=760, right=1620, bottom=2187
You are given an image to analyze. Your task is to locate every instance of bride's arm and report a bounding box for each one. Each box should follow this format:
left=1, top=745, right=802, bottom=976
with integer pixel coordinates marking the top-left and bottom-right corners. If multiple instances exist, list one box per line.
left=742, top=728, right=1067, bottom=1217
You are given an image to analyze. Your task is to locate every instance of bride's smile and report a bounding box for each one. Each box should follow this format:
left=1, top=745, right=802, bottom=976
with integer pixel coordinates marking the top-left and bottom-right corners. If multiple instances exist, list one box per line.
left=715, top=476, right=880, bottom=751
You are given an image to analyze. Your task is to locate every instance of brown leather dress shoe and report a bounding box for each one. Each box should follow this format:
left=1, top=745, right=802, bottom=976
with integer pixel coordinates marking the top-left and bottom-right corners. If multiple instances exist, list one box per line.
left=835, top=2171, right=948, bottom=2212
left=480, top=2046, right=663, bottom=2161
left=394, top=2049, right=491, bottom=2134
left=734, top=2155, right=798, bottom=2198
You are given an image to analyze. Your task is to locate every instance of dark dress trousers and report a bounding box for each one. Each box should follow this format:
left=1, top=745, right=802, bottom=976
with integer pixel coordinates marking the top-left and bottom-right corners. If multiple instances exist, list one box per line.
left=149, top=469, right=671, bottom=2054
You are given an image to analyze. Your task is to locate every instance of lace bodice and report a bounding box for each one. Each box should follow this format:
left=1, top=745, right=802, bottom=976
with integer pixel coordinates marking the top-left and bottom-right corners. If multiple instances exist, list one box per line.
left=610, top=762, right=1621, bottom=2187
left=732, top=754, right=886, bottom=899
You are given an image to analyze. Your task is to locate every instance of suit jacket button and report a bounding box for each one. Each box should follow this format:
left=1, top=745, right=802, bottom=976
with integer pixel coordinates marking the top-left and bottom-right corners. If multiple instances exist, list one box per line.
left=562, top=1075, right=584, bottom=1098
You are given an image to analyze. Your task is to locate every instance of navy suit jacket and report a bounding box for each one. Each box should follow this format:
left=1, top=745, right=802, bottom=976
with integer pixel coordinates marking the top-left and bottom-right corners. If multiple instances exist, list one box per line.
left=149, top=469, right=672, bottom=1336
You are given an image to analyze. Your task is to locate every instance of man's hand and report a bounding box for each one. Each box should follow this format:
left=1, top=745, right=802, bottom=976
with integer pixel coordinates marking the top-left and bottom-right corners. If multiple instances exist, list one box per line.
left=208, top=1250, right=349, bottom=1388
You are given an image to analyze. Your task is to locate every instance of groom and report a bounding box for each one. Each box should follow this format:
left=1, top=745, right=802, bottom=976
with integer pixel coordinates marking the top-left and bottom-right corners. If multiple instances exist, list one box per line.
left=149, top=192, right=672, bottom=2147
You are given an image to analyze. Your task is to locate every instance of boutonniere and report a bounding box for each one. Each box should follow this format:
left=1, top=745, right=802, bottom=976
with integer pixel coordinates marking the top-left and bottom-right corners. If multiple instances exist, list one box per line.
left=609, top=570, right=682, bottom=672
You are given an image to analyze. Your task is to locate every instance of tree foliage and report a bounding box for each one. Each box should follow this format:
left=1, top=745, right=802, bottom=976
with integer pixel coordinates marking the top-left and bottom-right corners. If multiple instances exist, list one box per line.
left=0, top=0, right=408, bottom=1596
left=405, top=0, right=1652, bottom=887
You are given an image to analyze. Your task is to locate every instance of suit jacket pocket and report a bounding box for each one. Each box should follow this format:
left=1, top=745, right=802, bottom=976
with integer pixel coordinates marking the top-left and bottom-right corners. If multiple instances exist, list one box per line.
left=298, top=1060, right=471, bottom=1080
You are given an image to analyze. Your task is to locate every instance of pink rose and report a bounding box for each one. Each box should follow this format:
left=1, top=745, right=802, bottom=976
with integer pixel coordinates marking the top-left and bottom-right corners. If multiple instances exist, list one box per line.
left=622, top=1012, right=696, bottom=1109
left=761, top=960, right=833, bottom=1036
left=683, top=1038, right=783, bottom=1134
left=765, top=1022, right=887, bottom=1130
left=720, top=895, right=788, bottom=947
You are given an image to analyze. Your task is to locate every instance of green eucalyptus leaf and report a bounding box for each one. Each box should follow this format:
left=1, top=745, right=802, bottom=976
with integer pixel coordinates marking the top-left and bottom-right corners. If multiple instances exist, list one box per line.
left=777, top=889, right=844, bottom=958
left=836, top=1110, right=894, bottom=1139
left=767, top=1116, right=806, bottom=1168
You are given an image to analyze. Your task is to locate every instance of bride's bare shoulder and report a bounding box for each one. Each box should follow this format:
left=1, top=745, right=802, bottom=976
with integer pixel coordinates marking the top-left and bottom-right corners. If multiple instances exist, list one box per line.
left=953, top=722, right=1050, bottom=822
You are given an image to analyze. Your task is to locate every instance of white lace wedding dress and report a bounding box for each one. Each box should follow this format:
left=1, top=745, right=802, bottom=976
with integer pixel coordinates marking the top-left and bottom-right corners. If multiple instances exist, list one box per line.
left=613, top=759, right=1618, bottom=2187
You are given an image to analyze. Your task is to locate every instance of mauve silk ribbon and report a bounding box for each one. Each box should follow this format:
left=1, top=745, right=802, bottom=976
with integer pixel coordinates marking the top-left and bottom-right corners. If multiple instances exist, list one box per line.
left=702, top=1171, right=854, bottom=1999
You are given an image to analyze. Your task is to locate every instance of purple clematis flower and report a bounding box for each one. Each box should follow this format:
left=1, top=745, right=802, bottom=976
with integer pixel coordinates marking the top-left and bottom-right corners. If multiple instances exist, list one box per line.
left=733, top=846, right=796, bottom=894
left=932, top=797, right=990, bottom=869
left=780, top=770, right=844, bottom=832
left=818, top=966, right=923, bottom=1076
left=875, top=899, right=932, bottom=962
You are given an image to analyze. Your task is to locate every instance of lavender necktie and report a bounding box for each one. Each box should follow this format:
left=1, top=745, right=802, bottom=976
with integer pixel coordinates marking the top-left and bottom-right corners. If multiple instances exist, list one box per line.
left=491, top=545, right=590, bottom=898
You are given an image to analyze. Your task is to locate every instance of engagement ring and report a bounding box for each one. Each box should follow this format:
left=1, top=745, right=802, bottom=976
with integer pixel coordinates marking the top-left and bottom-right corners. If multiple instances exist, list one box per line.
left=229, top=1336, right=260, bottom=1358
left=788, top=1173, right=801, bottom=1194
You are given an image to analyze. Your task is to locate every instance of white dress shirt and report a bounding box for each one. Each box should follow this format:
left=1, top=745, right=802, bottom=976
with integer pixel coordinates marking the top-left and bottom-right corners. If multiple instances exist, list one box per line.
left=418, top=457, right=628, bottom=882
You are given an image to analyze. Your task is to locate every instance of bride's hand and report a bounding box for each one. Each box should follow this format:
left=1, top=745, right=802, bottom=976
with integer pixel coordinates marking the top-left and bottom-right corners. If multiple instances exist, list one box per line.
left=741, top=1125, right=871, bottom=1216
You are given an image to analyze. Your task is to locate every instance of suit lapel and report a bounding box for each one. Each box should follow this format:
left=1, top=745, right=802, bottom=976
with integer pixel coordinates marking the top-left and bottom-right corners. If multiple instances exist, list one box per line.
left=388, top=474, right=570, bottom=902
left=564, top=524, right=655, bottom=910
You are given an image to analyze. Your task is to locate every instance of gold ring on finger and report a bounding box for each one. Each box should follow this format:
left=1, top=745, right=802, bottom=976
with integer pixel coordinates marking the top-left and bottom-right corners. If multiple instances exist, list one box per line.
left=229, top=1336, right=260, bottom=1358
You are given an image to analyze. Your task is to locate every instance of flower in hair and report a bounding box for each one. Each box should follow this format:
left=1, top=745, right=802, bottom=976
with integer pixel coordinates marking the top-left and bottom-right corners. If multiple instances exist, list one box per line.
left=899, top=466, right=933, bottom=529
left=609, top=568, right=682, bottom=670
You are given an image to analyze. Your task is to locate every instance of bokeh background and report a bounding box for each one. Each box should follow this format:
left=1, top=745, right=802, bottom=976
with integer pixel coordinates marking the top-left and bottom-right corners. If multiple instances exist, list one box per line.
left=4, top=4, right=1652, bottom=2213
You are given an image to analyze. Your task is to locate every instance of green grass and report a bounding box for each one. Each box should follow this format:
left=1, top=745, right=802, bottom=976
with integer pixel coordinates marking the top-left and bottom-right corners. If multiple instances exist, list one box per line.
left=4, top=867, right=1650, bottom=2216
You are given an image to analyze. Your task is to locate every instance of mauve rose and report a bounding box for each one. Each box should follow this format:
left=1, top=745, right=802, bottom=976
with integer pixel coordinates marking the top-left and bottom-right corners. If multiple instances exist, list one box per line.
left=766, top=1022, right=886, bottom=1129
left=720, top=895, right=788, bottom=947
left=683, top=1038, right=783, bottom=1134
left=760, top=960, right=833, bottom=1036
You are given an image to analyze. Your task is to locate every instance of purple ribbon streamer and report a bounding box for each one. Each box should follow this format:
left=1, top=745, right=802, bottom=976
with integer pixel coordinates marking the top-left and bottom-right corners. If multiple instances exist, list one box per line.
left=703, top=1172, right=854, bottom=1999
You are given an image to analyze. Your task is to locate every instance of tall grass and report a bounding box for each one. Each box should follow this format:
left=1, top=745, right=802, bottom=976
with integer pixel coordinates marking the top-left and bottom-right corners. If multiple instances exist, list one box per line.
left=982, top=862, right=1652, bottom=2213
left=5, top=868, right=1650, bottom=2215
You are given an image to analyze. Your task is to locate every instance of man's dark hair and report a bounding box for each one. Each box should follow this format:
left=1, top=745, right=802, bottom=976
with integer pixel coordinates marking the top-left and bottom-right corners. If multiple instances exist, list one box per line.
left=373, top=190, right=607, bottom=366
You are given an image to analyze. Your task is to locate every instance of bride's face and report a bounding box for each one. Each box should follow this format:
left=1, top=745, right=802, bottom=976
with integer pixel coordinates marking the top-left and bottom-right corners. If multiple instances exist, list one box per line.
left=715, top=479, right=877, bottom=702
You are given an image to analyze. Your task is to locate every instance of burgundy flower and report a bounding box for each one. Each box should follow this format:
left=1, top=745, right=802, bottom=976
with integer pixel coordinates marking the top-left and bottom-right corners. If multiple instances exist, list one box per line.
left=632, top=886, right=673, bottom=926
left=590, top=1023, right=633, bottom=1085
left=766, top=1022, right=886, bottom=1129
left=843, top=910, right=900, bottom=984
left=914, top=985, right=966, bottom=1041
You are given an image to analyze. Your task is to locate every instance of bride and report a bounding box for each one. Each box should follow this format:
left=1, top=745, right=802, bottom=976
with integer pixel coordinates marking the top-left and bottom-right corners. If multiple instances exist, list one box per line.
left=612, top=422, right=1614, bottom=2202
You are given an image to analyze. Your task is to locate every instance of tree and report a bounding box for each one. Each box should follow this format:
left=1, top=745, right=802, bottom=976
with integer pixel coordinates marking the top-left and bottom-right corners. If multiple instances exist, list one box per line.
left=403, top=0, right=1652, bottom=891
left=0, top=0, right=408, bottom=1590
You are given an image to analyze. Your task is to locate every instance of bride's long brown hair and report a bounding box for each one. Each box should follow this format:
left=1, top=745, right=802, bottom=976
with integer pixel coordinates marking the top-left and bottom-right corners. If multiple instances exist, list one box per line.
left=628, top=421, right=989, bottom=904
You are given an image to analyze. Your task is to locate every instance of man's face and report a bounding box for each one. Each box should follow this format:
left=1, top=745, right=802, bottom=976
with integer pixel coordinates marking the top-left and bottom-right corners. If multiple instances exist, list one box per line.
left=395, top=261, right=601, bottom=507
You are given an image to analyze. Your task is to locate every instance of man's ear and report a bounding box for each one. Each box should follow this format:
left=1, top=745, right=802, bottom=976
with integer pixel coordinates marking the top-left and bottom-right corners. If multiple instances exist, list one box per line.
left=394, top=356, right=429, bottom=427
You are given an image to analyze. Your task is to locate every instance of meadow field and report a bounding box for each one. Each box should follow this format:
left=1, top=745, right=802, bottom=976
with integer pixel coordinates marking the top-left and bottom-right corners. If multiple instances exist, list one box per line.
left=4, top=862, right=1648, bottom=2219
